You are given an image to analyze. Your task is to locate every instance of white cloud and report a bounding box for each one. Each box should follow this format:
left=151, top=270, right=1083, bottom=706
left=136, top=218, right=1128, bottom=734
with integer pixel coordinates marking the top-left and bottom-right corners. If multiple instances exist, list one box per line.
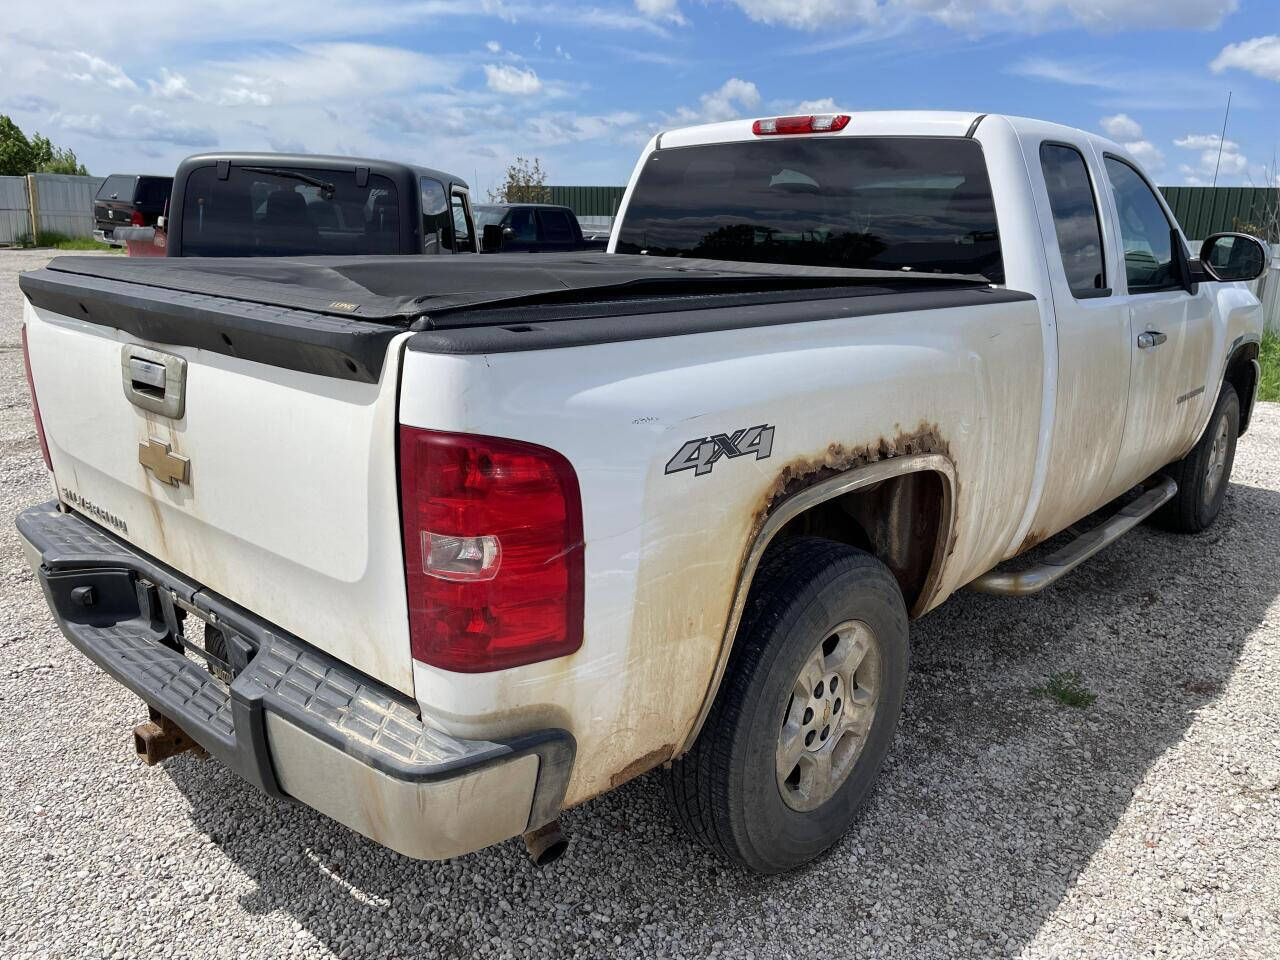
left=1095, top=115, right=1163, bottom=170
left=794, top=97, right=840, bottom=112
left=483, top=63, right=542, bottom=95
left=635, top=0, right=686, bottom=23
left=1174, top=133, right=1238, bottom=151
left=218, top=86, right=272, bottom=107
left=54, top=104, right=217, bottom=146
left=1174, top=135, right=1249, bottom=182
left=147, top=68, right=194, bottom=100
left=68, top=51, right=137, bottom=90
left=485, top=40, right=502, bottom=52
left=1123, top=140, right=1165, bottom=171
left=1100, top=113, right=1142, bottom=141
left=726, top=0, right=1236, bottom=31
left=1211, top=35, right=1280, bottom=82
left=673, top=77, right=761, bottom=124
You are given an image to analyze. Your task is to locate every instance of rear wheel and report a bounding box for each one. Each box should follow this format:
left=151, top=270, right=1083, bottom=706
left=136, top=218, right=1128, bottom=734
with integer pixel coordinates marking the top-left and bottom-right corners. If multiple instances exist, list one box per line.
left=664, top=537, right=909, bottom=873
left=1156, top=385, right=1239, bottom=534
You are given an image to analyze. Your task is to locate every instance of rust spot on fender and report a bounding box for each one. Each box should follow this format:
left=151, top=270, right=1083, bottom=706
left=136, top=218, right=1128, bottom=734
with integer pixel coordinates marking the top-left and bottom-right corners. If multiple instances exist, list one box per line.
left=609, top=743, right=674, bottom=789
left=1016, top=528, right=1049, bottom=555
left=751, top=420, right=952, bottom=533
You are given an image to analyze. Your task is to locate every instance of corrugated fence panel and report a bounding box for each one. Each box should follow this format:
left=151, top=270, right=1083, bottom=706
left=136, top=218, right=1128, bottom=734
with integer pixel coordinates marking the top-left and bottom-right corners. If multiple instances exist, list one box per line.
left=1160, top=186, right=1277, bottom=240
left=548, top=186, right=627, bottom=217
left=32, top=174, right=105, bottom=238
left=0, top=176, right=32, bottom=244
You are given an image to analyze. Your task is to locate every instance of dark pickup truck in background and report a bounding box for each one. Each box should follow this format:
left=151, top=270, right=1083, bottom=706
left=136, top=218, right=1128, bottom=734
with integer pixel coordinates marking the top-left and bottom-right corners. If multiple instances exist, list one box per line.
left=475, top=203, right=608, bottom=253
left=162, top=153, right=476, bottom=257
left=93, top=174, right=173, bottom=246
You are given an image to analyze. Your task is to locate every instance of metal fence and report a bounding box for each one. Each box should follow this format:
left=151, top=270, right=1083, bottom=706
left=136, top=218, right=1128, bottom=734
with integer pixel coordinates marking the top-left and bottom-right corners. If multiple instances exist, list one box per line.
left=0, top=174, right=106, bottom=243
left=1161, top=187, right=1277, bottom=241
left=0, top=177, right=32, bottom=244
left=548, top=186, right=626, bottom=217
left=30, top=173, right=104, bottom=238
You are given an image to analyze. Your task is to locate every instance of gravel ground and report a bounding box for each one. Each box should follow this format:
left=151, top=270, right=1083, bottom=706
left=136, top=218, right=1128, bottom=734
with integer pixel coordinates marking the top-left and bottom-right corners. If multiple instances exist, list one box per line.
left=1, top=247, right=1277, bottom=959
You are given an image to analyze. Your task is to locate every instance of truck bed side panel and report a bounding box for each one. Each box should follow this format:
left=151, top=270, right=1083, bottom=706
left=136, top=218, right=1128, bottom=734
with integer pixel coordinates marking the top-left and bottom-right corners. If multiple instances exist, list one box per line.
left=401, top=296, right=1045, bottom=805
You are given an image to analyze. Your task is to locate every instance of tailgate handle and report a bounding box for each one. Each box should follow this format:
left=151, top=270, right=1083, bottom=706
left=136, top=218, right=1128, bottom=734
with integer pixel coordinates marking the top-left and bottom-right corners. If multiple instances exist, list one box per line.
left=121, top=346, right=186, bottom=419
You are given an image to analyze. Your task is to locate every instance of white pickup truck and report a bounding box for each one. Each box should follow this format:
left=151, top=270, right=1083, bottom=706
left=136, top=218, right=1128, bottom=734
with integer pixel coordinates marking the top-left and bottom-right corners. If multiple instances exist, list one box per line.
left=16, top=111, right=1269, bottom=873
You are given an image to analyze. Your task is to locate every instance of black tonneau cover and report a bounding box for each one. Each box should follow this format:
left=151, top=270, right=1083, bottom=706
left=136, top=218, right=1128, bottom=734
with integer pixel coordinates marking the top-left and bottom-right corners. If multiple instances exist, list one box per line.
left=19, top=252, right=1031, bottom=383
left=30, top=252, right=991, bottom=321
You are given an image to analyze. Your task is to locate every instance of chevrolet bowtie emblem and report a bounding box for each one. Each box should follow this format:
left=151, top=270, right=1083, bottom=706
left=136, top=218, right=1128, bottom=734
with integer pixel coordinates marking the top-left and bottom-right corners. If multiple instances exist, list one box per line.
left=138, top=438, right=190, bottom=487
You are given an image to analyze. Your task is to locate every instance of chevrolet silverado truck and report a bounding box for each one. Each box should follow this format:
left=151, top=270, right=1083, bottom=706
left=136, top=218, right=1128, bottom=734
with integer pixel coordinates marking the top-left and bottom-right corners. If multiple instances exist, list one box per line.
left=15, top=112, right=1269, bottom=873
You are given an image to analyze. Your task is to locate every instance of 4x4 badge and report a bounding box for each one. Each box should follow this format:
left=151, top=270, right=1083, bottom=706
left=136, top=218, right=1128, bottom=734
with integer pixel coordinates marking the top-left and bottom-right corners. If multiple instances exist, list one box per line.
left=665, top=424, right=775, bottom=477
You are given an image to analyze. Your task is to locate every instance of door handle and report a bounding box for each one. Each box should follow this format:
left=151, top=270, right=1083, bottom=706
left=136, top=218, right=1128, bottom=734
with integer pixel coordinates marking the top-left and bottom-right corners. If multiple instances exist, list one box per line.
left=1137, top=331, right=1168, bottom=349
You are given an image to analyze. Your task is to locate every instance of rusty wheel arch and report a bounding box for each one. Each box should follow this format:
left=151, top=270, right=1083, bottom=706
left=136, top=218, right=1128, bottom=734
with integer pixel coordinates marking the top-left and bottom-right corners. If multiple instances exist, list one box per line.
left=675, top=451, right=957, bottom=756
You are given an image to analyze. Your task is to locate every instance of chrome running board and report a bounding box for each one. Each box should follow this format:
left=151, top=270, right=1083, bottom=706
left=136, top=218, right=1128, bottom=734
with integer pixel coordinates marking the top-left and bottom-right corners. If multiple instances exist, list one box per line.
left=969, top=477, right=1178, bottom=597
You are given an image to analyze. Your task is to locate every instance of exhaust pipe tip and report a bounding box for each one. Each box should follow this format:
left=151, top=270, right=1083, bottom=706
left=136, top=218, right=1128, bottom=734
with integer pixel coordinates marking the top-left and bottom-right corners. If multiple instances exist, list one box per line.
left=522, top=820, right=568, bottom=866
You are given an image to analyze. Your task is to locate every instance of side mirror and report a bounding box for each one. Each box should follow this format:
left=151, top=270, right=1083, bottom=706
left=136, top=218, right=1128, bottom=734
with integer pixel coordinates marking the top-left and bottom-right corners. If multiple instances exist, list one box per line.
left=1197, top=232, right=1270, bottom=283
left=481, top=223, right=504, bottom=253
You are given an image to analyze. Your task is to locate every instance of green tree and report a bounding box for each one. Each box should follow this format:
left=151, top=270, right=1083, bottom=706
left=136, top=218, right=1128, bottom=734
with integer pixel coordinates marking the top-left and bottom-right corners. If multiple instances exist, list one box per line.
left=488, top=156, right=551, bottom=203
left=0, top=115, right=88, bottom=176
left=0, top=115, right=36, bottom=176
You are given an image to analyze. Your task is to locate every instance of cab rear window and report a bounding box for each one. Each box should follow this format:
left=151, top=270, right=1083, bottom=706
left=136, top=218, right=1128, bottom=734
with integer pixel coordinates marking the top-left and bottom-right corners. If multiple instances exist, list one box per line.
left=616, top=137, right=1003, bottom=281
left=179, top=165, right=400, bottom=257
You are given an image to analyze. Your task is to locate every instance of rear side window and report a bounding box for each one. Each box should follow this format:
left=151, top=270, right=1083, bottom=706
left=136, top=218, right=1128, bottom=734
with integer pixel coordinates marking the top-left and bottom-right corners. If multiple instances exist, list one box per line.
left=1039, top=143, right=1106, bottom=297
left=538, top=209, right=574, bottom=243
left=421, top=178, right=453, bottom=254
left=97, top=175, right=135, bottom=201
left=180, top=165, right=400, bottom=257
left=1104, top=157, right=1179, bottom=293
left=136, top=178, right=172, bottom=208
left=615, top=136, right=1003, bottom=281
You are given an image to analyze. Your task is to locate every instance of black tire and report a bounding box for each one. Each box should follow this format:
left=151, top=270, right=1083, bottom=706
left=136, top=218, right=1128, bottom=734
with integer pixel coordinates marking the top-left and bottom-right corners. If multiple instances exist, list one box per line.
left=664, top=536, right=909, bottom=873
left=1155, top=384, right=1240, bottom=534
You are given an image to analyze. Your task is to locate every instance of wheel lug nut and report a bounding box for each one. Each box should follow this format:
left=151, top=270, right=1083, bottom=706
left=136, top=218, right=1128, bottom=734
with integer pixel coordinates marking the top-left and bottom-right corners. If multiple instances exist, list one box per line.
left=814, top=680, right=824, bottom=698
left=805, top=730, right=816, bottom=746
left=820, top=725, right=830, bottom=741
left=802, top=707, right=813, bottom=724
left=830, top=676, right=839, bottom=693
left=833, top=697, right=842, bottom=714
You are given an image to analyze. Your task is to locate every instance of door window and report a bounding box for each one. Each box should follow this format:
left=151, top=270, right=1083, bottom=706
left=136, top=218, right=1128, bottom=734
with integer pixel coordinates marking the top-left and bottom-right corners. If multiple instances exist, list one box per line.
left=421, top=177, right=453, bottom=254
left=508, top=207, right=537, bottom=242
left=537, top=209, right=574, bottom=244
left=1104, top=157, right=1180, bottom=293
left=1039, top=143, right=1106, bottom=297
left=450, top=192, right=473, bottom=252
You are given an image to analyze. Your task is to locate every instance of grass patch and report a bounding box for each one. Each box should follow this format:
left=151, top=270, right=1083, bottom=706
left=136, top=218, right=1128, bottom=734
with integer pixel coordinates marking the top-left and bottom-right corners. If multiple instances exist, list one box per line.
left=1260, top=331, right=1280, bottom=403
left=1031, top=671, right=1097, bottom=708
left=10, top=231, right=122, bottom=253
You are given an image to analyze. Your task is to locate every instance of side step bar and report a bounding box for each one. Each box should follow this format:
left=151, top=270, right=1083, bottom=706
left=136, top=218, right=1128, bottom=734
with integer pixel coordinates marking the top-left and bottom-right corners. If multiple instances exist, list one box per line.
left=970, top=477, right=1177, bottom=597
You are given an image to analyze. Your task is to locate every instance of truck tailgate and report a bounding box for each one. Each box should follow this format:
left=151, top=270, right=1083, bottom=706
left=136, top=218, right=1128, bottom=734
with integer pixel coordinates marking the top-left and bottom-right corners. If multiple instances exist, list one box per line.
left=20, top=281, right=415, bottom=695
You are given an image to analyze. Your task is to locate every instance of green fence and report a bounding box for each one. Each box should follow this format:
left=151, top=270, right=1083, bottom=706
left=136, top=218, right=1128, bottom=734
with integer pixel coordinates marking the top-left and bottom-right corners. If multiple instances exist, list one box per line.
left=1160, top=187, right=1276, bottom=240
left=548, top=186, right=627, bottom=217
left=550, top=184, right=1277, bottom=241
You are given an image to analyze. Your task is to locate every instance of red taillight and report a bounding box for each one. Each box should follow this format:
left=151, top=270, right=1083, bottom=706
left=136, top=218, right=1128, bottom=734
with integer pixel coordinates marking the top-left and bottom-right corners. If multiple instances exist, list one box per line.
left=399, top=427, right=584, bottom=672
left=752, top=114, right=851, bottom=136
left=130, top=209, right=144, bottom=226
left=20, top=325, right=53, bottom=471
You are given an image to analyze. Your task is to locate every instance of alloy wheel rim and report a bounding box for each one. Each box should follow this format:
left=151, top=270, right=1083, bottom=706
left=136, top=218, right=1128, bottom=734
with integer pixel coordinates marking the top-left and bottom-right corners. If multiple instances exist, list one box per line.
left=775, top=619, right=881, bottom=812
left=1203, top=412, right=1230, bottom=505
